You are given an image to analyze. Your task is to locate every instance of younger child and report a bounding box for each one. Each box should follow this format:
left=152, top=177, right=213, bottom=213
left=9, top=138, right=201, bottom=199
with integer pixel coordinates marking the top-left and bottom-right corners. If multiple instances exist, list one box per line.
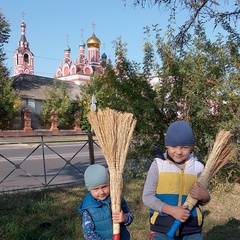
left=78, top=164, right=134, bottom=240
left=142, top=120, right=211, bottom=240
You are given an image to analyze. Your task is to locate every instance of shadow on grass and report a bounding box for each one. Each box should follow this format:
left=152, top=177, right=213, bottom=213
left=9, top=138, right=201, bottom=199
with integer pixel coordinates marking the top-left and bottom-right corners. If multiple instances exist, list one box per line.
left=204, top=218, right=240, bottom=240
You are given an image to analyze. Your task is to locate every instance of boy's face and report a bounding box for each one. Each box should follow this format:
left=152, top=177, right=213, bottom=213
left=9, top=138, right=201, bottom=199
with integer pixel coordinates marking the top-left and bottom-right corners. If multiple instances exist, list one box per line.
left=167, top=146, right=193, bottom=163
left=90, top=183, right=110, bottom=201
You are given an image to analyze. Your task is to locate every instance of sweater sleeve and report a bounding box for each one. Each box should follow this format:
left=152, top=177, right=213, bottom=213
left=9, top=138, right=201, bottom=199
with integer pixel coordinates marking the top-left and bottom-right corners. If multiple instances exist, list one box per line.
left=82, top=210, right=105, bottom=240
left=121, top=197, right=134, bottom=226
left=142, top=159, right=166, bottom=212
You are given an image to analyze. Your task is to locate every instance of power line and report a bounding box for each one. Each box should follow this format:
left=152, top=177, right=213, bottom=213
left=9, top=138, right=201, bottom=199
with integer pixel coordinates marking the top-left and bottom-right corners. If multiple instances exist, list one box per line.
left=5, top=50, right=62, bottom=62
left=34, top=55, right=61, bottom=61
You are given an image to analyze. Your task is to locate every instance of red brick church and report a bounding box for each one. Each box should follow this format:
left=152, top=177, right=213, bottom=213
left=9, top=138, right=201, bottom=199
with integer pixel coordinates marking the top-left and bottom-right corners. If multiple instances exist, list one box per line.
left=12, top=18, right=108, bottom=122
left=14, top=19, right=107, bottom=85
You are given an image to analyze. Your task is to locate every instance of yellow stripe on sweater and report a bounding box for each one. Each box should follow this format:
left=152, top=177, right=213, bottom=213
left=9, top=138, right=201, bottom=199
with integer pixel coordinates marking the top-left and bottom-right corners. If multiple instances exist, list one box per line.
left=150, top=211, right=159, bottom=224
left=157, top=172, right=197, bottom=195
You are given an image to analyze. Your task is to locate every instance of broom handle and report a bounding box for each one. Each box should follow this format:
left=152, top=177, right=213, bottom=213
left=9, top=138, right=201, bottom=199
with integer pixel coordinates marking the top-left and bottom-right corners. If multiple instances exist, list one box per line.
left=166, top=208, right=190, bottom=238
left=167, top=179, right=208, bottom=238
left=166, top=219, right=181, bottom=238
left=113, top=222, right=120, bottom=240
left=113, top=233, right=120, bottom=240
left=167, top=170, right=210, bottom=238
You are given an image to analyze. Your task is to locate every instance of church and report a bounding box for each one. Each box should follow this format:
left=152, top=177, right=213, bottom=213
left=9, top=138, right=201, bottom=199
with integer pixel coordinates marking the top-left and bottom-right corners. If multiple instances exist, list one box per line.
left=55, top=29, right=107, bottom=85
left=12, top=19, right=107, bottom=118
left=13, top=19, right=107, bottom=84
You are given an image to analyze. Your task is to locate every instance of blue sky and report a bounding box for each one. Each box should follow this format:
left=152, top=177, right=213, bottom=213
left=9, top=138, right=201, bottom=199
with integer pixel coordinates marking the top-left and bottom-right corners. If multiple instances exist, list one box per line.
left=1, top=0, right=232, bottom=78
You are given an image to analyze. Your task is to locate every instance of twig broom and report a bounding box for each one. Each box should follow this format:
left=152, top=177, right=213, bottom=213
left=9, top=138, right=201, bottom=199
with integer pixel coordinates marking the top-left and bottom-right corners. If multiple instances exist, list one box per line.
left=167, top=130, right=234, bottom=238
left=87, top=108, right=137, bottom=240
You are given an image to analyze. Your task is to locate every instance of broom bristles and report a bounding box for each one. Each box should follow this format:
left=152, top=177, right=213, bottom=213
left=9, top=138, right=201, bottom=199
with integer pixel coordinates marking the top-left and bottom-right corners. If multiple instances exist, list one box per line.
left=87, top=108, right=136, bottom=170
left=183, top=170, right=211, bottom=210
left=183, top=130, right=233, bottom=211
left=204, top=130, right=233, bottom=177
left=87, top=108, right=137, bottom=236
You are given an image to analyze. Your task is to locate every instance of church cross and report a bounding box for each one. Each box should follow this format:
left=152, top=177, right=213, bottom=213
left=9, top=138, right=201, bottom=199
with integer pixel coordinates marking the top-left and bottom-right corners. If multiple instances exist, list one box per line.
left=66, top=33, right=69, bottom=44
left=21, top=11, right=26, bottom=21
left=92, top=21, right=96, bottom=33
left=80, top=28, right=84, bottom=39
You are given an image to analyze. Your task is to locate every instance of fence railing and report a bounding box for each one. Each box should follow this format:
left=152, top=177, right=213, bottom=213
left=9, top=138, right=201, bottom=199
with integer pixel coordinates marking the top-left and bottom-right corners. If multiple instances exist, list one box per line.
left=0, top=133, right=105, bottom=193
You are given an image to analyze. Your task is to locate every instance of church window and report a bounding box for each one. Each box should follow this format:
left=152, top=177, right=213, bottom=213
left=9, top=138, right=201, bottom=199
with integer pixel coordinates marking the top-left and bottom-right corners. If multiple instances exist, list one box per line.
left=24, top=53, right=29, bottom=63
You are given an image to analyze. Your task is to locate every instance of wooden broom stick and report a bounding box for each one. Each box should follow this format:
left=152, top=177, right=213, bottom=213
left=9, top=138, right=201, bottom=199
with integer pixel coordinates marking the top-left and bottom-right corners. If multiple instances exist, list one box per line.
left=167, top=130, right=234, bottom=238
left=87, top=108, right=137, bottom=240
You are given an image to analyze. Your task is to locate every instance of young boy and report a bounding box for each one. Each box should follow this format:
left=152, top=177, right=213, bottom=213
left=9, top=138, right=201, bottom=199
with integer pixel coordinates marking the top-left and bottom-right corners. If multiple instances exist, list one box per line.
left=78, top=164, right=134, bottom=240
left=142, top=120, right=211, bottom=240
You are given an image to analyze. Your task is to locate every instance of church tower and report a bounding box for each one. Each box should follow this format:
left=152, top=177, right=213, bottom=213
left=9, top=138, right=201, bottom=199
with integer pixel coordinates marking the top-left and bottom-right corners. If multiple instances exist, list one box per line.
left=56, top=24, right=106, bottom=85
left=14, top=18, right=34, bottom=76
left=86, top=32, right=101, bottom=65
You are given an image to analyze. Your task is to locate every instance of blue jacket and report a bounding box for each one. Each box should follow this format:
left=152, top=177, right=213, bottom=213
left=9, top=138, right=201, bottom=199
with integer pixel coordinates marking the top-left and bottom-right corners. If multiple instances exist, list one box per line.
left=78, top=192, right=131, bottom=240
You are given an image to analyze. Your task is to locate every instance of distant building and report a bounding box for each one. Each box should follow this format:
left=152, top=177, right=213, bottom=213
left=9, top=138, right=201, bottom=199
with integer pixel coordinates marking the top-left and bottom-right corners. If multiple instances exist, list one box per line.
left=55, top=31, right=107, bottom=85
left=14, top=20, right=34, bottom=76
left=12, top=19, right=108, bottom=116
left=13, top=19, right=107, bottom=85
left=12, top=19, right=82, bottom=119
left=12, top=73, right=81, bottom=129
left=13, top=74, right=81, bottom=114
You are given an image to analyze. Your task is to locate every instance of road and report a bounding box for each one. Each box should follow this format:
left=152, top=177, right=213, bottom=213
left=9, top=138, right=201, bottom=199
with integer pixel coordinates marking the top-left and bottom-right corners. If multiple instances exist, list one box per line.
left=0, top=142, right=106, bottom=192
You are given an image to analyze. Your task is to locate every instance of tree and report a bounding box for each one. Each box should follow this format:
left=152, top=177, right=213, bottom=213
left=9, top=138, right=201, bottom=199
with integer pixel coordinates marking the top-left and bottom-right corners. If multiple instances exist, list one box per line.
left=0, top=10, right=11, bottom=62
left=146, top=20, right=240, bottom=160
left=124, top=0, right=240, bottom=46
left=0, top=65, right=23, bottom=129
left=39, top=80, right=80, bottom=129
left=80, top=37, right=163, bottom=164
left=0, top=11, right=22, bottom=130
left=79, top=28, right=239, bottom=180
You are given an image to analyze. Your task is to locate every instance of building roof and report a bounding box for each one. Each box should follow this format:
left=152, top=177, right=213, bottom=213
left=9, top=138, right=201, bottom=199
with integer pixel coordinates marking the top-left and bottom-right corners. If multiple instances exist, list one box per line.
left=12, top=74, right=81, bottom=101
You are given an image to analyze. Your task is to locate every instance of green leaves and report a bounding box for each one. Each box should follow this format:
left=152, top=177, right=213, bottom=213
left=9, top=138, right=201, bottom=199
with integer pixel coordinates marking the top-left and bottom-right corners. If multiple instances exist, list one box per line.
left=0, top=65, right=22, bottom=129
left=39, top=80, right=80, bottom=129
left=152, top=21, right=240, bottom=156
left=0, top=11, right=11, bottom=62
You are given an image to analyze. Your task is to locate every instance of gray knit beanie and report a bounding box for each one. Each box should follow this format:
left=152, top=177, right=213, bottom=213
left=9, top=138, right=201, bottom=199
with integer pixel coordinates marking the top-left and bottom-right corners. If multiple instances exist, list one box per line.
left=84, top=164, right=109, bottom=191
left=165, top=120, right=195, bottom=146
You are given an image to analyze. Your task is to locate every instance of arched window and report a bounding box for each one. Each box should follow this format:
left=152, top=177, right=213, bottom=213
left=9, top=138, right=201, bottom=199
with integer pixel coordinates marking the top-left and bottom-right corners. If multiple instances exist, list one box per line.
left=24, top=53, right=29, bottom=63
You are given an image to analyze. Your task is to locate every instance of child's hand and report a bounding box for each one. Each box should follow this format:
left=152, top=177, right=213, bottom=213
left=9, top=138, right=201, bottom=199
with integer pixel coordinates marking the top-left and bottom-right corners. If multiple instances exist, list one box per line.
left=162, top=204, right=190, bottom=222
left=190, top=181, right=210, bottom=203
left=171, top=206, right=190, bottom=222
left=112, top=211, right=126, bottom=223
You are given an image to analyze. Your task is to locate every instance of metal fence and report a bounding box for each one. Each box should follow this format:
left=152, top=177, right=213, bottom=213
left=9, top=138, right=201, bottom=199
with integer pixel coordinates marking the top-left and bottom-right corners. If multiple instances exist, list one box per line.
left=0, top=133, right=105, bottom=193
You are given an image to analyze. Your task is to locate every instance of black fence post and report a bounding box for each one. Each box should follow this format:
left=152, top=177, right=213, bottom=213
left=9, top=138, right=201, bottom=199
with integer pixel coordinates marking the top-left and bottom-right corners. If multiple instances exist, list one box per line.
left=88, top=132, right=95, bottom=165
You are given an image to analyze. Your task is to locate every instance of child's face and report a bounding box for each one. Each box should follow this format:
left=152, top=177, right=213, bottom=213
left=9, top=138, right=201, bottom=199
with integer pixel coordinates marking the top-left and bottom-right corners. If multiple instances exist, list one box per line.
left=167, top=146, right=193, bottom=163
left=90, top=183, right=110, bottom=201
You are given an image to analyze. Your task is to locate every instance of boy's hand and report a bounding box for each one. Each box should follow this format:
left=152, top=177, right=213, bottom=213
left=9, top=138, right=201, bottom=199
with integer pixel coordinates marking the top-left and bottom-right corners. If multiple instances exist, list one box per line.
left=190, top=181, right=210, bottom=203
left=162, top=204, right=190, bottom=222
left=112, top=211, right=126, bottom=223
left=171, top=206, right=190, bottom=222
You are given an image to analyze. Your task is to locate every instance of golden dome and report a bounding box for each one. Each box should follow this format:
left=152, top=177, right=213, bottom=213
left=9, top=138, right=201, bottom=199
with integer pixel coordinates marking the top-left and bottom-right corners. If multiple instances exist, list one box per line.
left=87, top=33, right=101, bottom=48
left=21, top=21, right=26, bottom=28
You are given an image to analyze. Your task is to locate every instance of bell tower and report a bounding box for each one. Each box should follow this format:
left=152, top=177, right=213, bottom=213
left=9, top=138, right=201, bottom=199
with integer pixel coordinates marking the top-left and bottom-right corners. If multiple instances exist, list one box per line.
left=86, top=22, right=101, bottom=65
left=14, top=13, right=34, bottom=76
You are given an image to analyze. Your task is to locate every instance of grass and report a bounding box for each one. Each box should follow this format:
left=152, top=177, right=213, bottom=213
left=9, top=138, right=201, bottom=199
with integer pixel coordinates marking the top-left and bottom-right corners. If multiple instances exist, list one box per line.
left=0, top=180, right=239, bottom=240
